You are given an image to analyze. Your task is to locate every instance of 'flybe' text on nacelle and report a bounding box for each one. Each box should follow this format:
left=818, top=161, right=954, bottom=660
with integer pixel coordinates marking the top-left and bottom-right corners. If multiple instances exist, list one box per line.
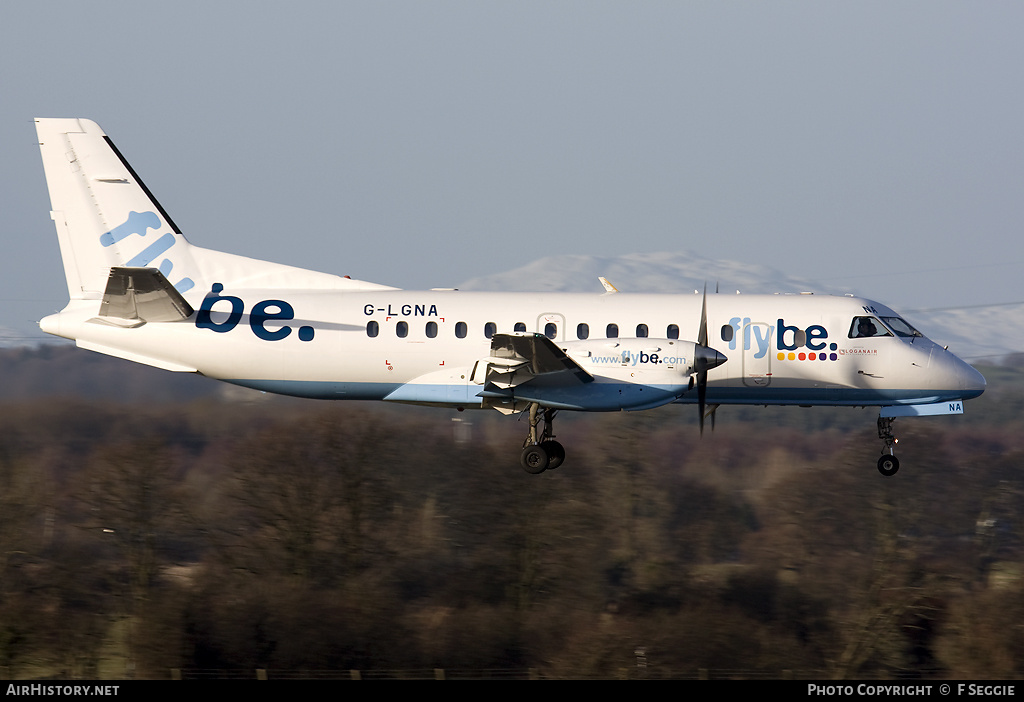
left=561, top=338, right=700, bottom=377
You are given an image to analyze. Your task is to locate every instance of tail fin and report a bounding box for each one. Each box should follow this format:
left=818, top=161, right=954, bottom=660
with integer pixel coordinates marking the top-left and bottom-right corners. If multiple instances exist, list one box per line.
left=36, top=118, right=395, bottom=307
left=36, top=118, right=198, bottom=299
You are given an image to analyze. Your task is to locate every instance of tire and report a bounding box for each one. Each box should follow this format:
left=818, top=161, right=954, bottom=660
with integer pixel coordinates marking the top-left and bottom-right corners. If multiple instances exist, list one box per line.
left=521, top=445, right=549, bottom=474
left=877, top=454, right=900, bottom=477
left=541, top=440, right=565, bottom=470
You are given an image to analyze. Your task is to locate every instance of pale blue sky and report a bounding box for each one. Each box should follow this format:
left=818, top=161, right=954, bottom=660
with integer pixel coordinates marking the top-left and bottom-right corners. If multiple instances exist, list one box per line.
left=3, top=2, right=1022, bottom=342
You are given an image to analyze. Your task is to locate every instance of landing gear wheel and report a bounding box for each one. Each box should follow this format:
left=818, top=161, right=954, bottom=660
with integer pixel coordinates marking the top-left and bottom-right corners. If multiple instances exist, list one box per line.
left=541, top=440, right=565, bottom=470
left=877, top=454, right=900, bottom=477
left=876, top=416, right=900, bottom=477
left=519, top=404, right=563, bottom=474
left=521, top=445, right=549, bottom=474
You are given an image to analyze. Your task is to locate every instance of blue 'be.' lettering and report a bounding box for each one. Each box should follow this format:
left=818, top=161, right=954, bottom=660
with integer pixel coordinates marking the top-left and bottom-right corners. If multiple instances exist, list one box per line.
left=250, top=299, right=294, bottom=341
left=777, top=319, right=828, bottom=351
left=196, top=284, right=243, bottom=333
left=196, top=284, right=315, bottom=342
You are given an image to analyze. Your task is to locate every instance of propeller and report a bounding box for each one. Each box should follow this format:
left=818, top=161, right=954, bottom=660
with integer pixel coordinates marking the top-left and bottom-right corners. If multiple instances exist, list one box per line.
left=694, top=285, right=727, bottom=435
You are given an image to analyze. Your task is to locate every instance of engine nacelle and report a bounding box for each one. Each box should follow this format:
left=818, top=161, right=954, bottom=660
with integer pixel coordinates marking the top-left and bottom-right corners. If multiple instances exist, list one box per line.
left=559, top=338, right=702, bottom=382
left=477, top=335, right=727, bottom=412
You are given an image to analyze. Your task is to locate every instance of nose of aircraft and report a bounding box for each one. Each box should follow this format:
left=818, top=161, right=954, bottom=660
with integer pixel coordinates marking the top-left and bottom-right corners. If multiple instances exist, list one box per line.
left=959, top=361, right=987, bottom=399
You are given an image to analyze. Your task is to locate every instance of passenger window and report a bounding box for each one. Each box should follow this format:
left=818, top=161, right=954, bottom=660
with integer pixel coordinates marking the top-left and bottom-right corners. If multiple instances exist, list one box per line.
left=455, top=322, right=467, bottom=339
left=396, top=321, right=408, bottom=338
left=636, top=324, right=648, bottom=338
left=720, top=324, right=733, bottom=342
left=484, top=322, right=497, bottom=339
left=514, top=322, right=526, bottom=333
left=577, top=323, right=589, bottom=340
left=426, top=321, right=438, bottom=338
left=366, top=321, right=379, bottom=338
left=606, top=323, right=619, bottom=338
left=667, top=324, right=679, bottom=340
left=544, top=322, right=557, bottom=339
left=849, top=316, right=891, bottom=339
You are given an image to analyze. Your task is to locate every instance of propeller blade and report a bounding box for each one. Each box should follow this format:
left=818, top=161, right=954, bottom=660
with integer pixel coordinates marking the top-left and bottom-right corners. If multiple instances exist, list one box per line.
left=698, top=370, right=707, bottom=435
left=698, top=285, right=709, bottom=434
left=698, top=284, right=708, bottom=347
left=694, top=285, right=727, bottom=435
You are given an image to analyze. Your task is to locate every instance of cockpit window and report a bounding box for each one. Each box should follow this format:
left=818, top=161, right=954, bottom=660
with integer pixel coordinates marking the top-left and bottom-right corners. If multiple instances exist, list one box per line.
left=880, top=316, right=923, bottom=339
left=849, top=316, right=892, bottom=339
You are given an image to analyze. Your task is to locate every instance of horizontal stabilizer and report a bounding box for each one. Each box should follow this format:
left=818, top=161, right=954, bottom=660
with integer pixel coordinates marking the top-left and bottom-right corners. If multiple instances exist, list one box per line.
left=96, top=267, right=194, bottom=324
left=76, top=340, right=198, bottom=373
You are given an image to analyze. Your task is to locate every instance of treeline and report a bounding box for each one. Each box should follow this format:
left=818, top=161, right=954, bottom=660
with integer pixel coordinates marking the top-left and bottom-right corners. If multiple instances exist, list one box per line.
left=0, top=359, right=1023, bottom=678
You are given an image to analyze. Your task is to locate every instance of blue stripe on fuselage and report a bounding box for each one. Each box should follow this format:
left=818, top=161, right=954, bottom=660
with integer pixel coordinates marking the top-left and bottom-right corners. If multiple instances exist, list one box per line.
left=223, top=378, right=957, bottom=409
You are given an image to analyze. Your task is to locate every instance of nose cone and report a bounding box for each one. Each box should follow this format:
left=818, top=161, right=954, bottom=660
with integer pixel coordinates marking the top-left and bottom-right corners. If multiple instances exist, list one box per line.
left=695, top=344, right=728, bottom=372
left=960, top=362, right=987, bottom=400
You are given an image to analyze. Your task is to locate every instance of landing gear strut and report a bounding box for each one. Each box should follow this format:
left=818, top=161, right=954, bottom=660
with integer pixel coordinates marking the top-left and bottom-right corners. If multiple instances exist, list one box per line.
left=877, top=416, right=900, bottom=476
left=520, top=403, right=564, bottom=474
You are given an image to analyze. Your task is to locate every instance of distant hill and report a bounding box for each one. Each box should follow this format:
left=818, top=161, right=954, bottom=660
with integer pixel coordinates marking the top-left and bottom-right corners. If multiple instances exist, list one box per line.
left=458, top=251, right=824, bottom=295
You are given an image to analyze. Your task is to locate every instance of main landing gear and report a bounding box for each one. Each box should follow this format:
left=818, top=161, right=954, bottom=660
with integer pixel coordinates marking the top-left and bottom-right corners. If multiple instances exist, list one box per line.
left=877, top=416, right=900, bottom=477
left=520, top=403, right=565, bottom=474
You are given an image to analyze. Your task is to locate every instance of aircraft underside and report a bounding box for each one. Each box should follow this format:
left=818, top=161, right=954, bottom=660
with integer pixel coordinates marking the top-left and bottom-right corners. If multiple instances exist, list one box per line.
left=224, top=377, right=960, bottom=408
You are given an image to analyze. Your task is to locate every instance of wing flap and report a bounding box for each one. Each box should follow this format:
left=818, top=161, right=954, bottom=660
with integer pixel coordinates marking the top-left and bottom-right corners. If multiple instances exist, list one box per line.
left=485, top=333, right=593, bottom=389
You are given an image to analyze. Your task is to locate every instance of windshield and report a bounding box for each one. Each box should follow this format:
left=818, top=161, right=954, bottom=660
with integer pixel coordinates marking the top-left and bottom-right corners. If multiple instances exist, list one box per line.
left=880, top=316, right=923, bottom=338
left=849, top=316, right=891, bottom=339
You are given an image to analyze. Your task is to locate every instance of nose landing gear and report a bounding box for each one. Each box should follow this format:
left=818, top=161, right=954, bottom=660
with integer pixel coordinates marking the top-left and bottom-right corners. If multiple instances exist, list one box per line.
left=877, top=416, right=900, bottom=476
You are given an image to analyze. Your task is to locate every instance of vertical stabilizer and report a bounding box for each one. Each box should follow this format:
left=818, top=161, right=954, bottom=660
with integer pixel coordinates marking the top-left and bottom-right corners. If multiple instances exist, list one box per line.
left=36, top=118, right=197, bottom=300
left=36, top=119, right=397, bottom=307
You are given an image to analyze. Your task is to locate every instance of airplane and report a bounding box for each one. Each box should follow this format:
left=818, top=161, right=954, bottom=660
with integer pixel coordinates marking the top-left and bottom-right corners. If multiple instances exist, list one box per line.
left=33, top=118, right=986, bottom=476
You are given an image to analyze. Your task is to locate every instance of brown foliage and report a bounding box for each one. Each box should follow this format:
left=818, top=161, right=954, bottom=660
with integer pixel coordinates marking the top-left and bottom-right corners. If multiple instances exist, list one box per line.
left=0, top=371, right=1022, bottom=677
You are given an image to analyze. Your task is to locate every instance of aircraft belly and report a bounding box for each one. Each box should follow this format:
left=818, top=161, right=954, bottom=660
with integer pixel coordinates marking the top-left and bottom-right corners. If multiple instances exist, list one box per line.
left=224, top=379, right=403, bottom=400
left=489, top=381, right=682, bottom=411
left=382, top=366, right=480, bottom=405
left=685, top=386, right=951, bottom=406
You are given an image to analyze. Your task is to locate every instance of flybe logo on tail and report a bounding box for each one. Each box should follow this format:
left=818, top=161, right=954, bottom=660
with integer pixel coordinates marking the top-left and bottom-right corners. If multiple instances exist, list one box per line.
left=98, top=211, right=195, bottom=294
left=99, top=211, right=160, bottom=246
